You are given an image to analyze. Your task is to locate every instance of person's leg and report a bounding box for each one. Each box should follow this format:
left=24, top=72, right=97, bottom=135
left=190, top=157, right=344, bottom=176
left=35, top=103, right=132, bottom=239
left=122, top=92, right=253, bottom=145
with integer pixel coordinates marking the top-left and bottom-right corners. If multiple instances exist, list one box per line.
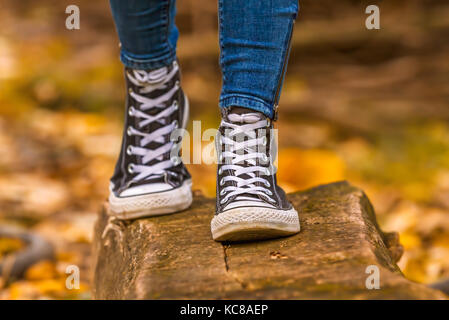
left=109, top=0, right=178, bottom=70
left=212, top=0, right=300, bottom=241
left=218, top=0, right=299, bottom=119
left=109, top=0, right=192, bottom=219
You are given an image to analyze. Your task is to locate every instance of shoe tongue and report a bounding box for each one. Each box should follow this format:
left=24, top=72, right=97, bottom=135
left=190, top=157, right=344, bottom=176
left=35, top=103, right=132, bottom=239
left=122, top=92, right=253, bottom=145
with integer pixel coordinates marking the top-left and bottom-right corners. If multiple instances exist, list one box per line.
left=227, top=107, right=264, bottom=124
left=145, top=66, right=169, bottom=83
left=131, top=65, right=170, bottom=85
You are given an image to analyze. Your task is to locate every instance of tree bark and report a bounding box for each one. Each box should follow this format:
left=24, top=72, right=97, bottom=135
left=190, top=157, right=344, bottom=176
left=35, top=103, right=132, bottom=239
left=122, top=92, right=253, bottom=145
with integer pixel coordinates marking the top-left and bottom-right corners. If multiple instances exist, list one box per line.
left=92, top=181, right=447, bottom=299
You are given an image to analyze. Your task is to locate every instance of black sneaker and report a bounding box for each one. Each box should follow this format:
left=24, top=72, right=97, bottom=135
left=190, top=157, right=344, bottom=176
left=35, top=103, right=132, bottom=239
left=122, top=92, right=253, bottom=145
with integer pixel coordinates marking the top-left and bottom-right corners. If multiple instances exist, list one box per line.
left=211, top=107, right=300, bottom=241
left=109, top=60, right=192, bottom=219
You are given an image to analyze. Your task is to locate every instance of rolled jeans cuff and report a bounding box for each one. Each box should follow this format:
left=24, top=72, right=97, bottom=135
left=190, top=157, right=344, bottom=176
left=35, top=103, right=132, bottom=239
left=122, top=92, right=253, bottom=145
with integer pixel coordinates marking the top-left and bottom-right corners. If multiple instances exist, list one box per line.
left=120, top=48, right=176, bottom=70
left=219, top=95, right=274, bottom=119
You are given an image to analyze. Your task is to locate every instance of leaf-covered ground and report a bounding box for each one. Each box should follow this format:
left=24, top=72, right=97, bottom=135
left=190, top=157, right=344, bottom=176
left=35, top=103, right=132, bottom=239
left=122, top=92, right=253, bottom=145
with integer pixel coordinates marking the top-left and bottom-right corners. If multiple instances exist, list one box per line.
left=0, top=0, right=448, bottom=299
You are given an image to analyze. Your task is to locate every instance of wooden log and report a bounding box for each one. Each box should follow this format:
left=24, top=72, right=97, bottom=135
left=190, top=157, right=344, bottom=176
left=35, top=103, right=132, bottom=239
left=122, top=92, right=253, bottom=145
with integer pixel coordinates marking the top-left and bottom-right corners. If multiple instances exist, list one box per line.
left=92, top=181, right=447, bottom=299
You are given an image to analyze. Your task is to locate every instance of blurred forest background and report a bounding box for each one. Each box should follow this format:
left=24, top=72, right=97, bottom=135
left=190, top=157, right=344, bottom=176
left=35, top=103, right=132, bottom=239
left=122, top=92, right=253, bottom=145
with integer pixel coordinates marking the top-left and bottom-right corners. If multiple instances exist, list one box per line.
left=0, top=0, right=448, bottom=299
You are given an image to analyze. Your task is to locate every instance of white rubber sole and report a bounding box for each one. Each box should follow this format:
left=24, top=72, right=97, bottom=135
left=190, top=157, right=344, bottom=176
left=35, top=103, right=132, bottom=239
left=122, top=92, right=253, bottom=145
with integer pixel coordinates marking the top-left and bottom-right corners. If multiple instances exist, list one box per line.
left=109, top=180, right=192, bottom=220
left=211, top=206, right=300, bottom=242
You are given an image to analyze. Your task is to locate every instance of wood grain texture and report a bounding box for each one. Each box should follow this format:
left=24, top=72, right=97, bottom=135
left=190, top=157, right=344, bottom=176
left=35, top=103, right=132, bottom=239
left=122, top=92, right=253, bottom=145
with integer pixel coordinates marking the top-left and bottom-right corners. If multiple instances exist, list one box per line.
left=92, top=181, right=447, bottom=299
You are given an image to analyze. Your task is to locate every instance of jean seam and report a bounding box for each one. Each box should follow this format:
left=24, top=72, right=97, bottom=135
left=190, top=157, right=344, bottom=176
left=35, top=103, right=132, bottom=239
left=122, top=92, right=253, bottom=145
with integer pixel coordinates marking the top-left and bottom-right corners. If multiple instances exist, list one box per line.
left=218, top=0, right=225, bottom=89
left=165, top=0, right=175, bottom=58
left=272, top=19, right=294, bottom=106
left=162, top=1, right=171, bottom=59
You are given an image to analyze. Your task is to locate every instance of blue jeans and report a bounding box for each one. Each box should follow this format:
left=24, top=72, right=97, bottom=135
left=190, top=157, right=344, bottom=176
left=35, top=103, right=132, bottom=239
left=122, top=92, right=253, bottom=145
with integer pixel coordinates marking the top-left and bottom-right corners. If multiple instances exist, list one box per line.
left=109, top=0, right=299, bottom=119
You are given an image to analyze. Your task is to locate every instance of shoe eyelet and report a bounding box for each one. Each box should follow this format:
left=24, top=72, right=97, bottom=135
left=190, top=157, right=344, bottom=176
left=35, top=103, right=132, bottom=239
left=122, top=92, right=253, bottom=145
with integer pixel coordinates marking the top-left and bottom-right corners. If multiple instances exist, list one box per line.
left=127, top=126, right=133, bottom=136
left=266, top=190, right=273, bottom=196
left=264, top=168, right=270, bottom=176
left=219, top=154, right=224, bottom=163
left=173, top=101, right=178, bottom=111
left=262, top=136, right=267, bottom=146
left=218, top=167, right=223, bottom=175
left=220, top=178, right=225, bottom=186
left=264, top=181, right=271, bottom=187
left=171, top=156, right=180, bottom=165
left=126, top=145, right=133, bottom=155
left=173, top=61, right=178, bottom=68
left=220, top=189, right=226, bottom=196
left=128, top=107, right=135, bottom=116
left=128, top=88, right=133, bottom=94
left=127, top=163, right=135, bottom=174
left=261, top=154, right=268, bottom=162
left=171, top=119, right=179, bottom=129
left=175, top=80, right=180, bottom=87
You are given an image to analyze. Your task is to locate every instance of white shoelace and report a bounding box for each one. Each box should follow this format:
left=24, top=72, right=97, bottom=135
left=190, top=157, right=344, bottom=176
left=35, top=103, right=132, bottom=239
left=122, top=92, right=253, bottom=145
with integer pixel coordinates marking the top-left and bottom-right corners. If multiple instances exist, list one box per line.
left=126, top=62, right=180, bottom=184
left=218, top=113, right=276, bottom=205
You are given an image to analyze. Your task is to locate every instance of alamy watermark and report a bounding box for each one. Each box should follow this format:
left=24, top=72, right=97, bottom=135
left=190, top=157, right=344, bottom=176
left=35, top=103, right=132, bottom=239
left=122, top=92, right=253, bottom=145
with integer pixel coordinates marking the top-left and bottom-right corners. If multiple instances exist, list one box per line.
left=168, top=122, right=279, bottom=172
left=65, top=264, right=80, bottom=290
left=365, top=5, right=380, bottom=30
left=365, top=265, right=380, bottom=289
left=66, top=5, right=80, bottom=30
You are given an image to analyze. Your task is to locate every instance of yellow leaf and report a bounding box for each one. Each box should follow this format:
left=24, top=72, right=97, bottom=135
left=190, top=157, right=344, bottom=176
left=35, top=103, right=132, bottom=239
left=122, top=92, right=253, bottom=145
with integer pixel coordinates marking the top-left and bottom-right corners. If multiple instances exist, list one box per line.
left=0, top=237, right=25, bottom=259
left=25, top=260, right=58, bottom=281
left=399, top=232, right=422, bottom=250
left=278, top=148, right=345, bottom=192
